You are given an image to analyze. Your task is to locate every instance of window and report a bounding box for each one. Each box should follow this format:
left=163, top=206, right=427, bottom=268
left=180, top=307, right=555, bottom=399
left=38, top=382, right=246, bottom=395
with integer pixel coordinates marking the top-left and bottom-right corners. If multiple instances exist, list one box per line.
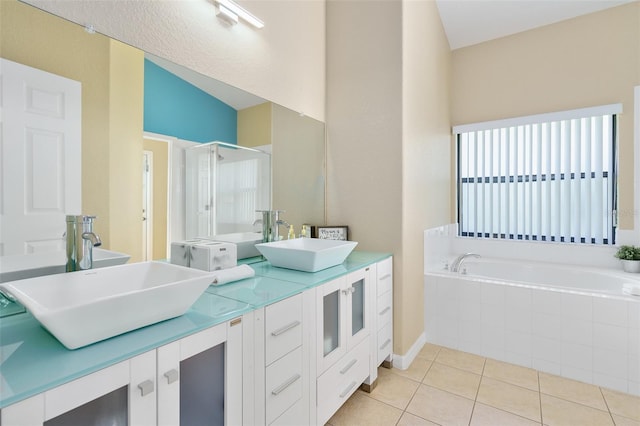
left=455, top=104, right=620, bottom=245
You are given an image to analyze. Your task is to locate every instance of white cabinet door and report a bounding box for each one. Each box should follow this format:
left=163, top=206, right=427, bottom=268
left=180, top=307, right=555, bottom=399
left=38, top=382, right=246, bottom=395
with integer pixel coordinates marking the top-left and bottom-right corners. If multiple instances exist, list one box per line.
left=0, top=58, right=81, bottom=255
left=316, top=266, right=374, bottom=375
left=344, top=266, right=372, bottom=351
left=1, top=358, right=144, bottom=426
left=316, top=276, right=347, bottom=373
left=157, top=320, right=239, bottom=426
left=2, top=319, right=243, bottom=426
left=129, top=351, right=158, bottom=426
left=157, top=341, right=180, bottom=426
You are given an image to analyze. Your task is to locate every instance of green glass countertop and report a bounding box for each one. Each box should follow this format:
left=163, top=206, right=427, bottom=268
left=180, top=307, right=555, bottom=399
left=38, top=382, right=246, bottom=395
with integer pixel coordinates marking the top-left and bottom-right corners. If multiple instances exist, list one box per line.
left=0, top=293, right=250, bottom=408
left=0, top=251, right=390, bottom=409
left=247, top=251, right=391, bottom=287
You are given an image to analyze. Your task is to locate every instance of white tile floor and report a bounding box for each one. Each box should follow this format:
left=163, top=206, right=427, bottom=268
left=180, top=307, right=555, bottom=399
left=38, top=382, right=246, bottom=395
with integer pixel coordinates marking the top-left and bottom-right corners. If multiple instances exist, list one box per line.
left=327, top=344, right=640, bottom=426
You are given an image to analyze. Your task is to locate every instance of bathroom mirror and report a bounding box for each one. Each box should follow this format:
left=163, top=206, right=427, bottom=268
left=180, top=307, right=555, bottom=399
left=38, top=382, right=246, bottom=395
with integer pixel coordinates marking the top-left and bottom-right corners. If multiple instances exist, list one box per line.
left=0, top=0, right=326, bottom=263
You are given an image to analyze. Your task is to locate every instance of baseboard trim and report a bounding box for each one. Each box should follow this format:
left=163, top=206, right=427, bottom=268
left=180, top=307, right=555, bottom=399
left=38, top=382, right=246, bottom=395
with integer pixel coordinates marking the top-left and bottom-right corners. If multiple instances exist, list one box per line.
left=391, top=332, right=426, bottom=370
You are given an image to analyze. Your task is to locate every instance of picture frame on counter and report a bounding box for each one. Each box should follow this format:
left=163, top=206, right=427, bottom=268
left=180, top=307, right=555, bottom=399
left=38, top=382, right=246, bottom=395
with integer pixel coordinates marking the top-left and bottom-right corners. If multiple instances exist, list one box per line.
left=312, top=225, right=349, bottom=241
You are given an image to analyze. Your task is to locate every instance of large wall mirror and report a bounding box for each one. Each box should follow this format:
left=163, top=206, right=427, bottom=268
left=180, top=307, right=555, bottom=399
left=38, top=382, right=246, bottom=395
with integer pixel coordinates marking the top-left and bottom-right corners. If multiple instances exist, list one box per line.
left=0, top=0, right=326, bottom=263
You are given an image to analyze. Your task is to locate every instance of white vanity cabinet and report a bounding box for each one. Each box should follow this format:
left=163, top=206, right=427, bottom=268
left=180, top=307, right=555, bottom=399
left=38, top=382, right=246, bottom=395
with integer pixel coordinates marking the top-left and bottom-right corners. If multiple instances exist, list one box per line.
left=1, top=353, right=152, bottom=426
left=157, top=317, right=243, bottom=426
left=374, top=256, right=393, bottom=367
left=243, top=291, right=313, bottom=426
left=1, top=318, right=243, bottom=426
left=315, top=266, right=374, bottom=425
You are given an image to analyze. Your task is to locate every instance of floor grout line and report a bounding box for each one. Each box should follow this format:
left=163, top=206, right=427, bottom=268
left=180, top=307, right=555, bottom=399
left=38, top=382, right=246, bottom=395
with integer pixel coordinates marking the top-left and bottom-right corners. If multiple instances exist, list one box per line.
left=538, top=371, right=544, bottom=426
left=330, top=345, right=640, bottom=426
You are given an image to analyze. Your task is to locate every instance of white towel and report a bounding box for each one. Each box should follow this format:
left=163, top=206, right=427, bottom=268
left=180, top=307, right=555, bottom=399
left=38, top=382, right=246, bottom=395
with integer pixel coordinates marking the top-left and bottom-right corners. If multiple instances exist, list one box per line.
left=210, top=264, right=255, bottom=286
left=622, top=283, right=640, bottom=296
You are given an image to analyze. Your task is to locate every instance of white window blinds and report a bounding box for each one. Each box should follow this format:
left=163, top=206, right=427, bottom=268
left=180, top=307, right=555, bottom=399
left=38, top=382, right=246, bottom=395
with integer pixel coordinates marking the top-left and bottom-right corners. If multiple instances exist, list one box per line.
left=455, top=104, right=620, bottom=245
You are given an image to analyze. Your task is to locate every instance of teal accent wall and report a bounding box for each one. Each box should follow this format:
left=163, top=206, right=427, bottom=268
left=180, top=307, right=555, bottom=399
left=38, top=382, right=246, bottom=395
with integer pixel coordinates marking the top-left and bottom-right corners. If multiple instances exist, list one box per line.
left=144, top=59, right=237, bottom=143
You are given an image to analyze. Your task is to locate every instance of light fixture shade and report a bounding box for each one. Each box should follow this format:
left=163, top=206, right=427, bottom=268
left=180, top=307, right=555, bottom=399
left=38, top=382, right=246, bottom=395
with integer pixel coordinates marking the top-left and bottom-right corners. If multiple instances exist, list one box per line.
left=216, top=0, right=264, bottom=29
left=216, top=4, right=239, bottom=25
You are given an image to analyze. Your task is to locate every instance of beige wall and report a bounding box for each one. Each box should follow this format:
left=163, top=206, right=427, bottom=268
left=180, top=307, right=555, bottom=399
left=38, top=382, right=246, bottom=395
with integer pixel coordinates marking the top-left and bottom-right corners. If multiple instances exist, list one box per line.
left=1, top=0, right=110, bottom=243
left=238, top=103, right=272, bottom=148
left=241, top=101, right=326, bottom=236
left=326, top=0, right=451, bottom=355
left=272, top=104, right=326, bottom=233
left=22, top=0, right=326, bottom=122
left=1, top=0, right=145, bottom=260
left=143, top=139, right=169, bottom=260
left=451, top=2, right=640, bottom=229
left=108, top=41, right=144, bottom=262
left=400, top=0, right=452, bottom=354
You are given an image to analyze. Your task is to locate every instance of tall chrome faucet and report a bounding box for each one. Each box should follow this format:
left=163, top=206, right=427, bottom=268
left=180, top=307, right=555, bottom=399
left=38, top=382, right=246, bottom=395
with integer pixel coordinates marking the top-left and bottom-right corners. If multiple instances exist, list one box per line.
left=256, top=210, right=289, bottom=242
left=450, top=253, right=480, bottom=272
left=66, top=215, right=102, bottom=272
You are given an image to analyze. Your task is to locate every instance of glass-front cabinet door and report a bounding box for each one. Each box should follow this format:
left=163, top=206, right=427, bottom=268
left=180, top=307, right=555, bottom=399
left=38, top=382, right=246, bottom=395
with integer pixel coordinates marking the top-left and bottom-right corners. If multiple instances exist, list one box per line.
left=316, top=266, right=373, bottom=374
left=345, top=267, right=371, bottom=351
left=317, top=276, right=347, bottom=373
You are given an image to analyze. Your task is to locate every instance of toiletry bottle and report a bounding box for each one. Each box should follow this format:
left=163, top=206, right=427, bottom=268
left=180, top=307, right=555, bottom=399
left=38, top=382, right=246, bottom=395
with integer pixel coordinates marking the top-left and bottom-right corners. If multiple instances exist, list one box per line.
left=300, top=225, right=308, bottom=238
left=288, top=224, right=295, bottom=240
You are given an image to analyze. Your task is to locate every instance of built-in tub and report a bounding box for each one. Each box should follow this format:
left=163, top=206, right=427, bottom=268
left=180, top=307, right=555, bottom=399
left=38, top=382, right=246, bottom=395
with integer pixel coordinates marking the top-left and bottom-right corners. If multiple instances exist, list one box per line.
left=424, top=257, right=640, bottom=396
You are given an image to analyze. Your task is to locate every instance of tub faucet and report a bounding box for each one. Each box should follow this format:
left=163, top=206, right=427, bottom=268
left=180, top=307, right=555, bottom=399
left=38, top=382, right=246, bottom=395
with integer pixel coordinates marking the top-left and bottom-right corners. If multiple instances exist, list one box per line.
left=66, top=215, right=102, bottom=272
left=450, top=253, right=480, bottom=273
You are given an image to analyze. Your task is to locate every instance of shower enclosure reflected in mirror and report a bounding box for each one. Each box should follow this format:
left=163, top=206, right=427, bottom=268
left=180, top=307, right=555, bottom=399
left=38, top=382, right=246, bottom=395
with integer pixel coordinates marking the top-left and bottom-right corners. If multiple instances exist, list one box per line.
left=185, top=142, right=270, bottom=239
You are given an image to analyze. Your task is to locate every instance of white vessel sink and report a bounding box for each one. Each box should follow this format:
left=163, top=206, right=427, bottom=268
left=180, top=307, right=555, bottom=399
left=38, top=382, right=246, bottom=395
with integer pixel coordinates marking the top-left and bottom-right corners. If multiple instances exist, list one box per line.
left=0, top=248, right=131, bottom=283
left=0, top=262, right=215, bottom=349
left=255, top=238, right=358, bottom=272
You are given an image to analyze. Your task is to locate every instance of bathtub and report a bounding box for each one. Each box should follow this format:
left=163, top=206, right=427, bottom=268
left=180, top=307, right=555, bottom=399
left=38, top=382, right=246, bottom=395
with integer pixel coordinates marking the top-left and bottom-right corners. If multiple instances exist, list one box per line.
left=424, top=257, right=640, bottom=396
left=454, top=258, right=640, bottom=297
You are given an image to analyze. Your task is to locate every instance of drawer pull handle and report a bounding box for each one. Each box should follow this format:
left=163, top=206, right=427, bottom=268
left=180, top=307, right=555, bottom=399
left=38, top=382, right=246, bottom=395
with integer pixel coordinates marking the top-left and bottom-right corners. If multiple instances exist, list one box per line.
left=379, top=274, right=391, bottom=281
left=138, top=379, right=154, bottom=397
left=379, top=307, right=391, bottom=315
left=271, top=320, right=301, bottom=336
left=271, top=374, right=301, bottom=396
left=380, top=339, right=392, bottom=350
left=164, top=369, right=179, bottom=384
left=230, top=317, right=242, bottom=327
left=339, top=381, right=357, bottom=398
left=340, top=358, right=357, bottom=374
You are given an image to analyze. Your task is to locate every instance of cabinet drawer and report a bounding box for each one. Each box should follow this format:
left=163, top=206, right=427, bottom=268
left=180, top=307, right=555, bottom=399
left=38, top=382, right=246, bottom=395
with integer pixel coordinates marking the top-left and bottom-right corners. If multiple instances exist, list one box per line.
left=377, top=322, right=393, bottom=365
left=269, top=397, right=307, bottom=426
left=317, top=338, right=370, bottom=425
left=266, top=346, right=303, bottom=425
left=376, top=291, right=392, bottom=329
left=265, top=293, right=303, bottom=365
left=377, top=258, right=392, bottom=296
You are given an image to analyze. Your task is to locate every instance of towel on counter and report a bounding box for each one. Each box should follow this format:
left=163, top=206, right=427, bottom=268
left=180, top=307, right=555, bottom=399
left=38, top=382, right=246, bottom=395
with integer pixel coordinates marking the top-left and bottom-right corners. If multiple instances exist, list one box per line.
left=623, top=283, right=640, bottom=296
left=210, top=264, right=255, bottom=286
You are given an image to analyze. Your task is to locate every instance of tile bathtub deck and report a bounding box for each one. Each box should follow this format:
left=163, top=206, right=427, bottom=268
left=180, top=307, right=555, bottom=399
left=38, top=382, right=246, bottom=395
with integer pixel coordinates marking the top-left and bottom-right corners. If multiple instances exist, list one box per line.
left=327, top=344, right=640, bottom=426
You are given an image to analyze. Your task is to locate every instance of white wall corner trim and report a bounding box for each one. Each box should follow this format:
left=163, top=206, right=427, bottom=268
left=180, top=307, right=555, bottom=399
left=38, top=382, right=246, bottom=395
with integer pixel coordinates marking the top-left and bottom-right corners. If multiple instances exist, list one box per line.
left=634, top=85, right=640, bottom=241
left=392, top=332, right=427, bottom=370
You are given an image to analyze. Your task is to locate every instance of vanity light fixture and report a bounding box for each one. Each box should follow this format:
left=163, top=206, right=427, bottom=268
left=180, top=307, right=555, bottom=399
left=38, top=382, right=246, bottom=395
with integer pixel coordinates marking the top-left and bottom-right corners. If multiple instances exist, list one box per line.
left=216, top=3, right=239, bottom=25
left=215, top=0, right=264, bottom=29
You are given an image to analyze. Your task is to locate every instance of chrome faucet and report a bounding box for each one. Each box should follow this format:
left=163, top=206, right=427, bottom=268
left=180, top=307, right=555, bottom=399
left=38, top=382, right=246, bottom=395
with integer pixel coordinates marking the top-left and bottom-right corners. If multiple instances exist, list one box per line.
left=256, top=210, right=289, bottom=242
left=66, top=215, right=102, bottom=272
left=450, top=253, right=480, bottom=272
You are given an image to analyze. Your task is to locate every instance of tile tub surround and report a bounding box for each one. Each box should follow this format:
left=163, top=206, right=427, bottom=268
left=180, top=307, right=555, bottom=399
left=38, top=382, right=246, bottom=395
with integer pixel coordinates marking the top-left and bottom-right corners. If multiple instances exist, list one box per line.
left=327, top=344, right=640, bottom=426
left=424, top=271, right=640, bottom=396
